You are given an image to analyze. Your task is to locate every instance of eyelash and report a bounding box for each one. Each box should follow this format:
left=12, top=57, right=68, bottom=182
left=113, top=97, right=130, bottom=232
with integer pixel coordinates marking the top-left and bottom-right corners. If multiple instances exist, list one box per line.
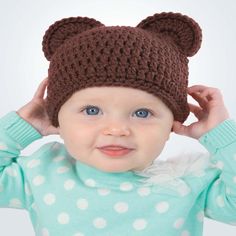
left=79, top=105, right=154, bottom=118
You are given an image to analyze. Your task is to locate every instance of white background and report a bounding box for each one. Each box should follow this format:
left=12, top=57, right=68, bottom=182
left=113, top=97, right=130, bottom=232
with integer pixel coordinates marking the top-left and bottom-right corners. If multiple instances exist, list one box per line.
left=0, top=0, right=236, bottom=235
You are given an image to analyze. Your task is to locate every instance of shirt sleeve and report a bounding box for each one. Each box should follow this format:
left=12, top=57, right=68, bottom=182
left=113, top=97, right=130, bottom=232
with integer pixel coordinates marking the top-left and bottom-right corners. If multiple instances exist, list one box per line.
left=0, top=111, right=42, bottom=209
left=199, top=119, right=236, bottom=225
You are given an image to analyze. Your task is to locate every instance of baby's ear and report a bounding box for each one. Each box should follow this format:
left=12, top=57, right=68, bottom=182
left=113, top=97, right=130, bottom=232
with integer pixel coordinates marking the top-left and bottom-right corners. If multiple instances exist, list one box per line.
left=42, top=16, right=105, bottom=61
left=136, top=12, right=202, bottom=57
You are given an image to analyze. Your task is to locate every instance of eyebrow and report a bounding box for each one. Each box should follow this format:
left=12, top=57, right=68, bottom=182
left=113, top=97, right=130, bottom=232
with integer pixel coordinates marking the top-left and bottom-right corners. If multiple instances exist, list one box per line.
left=76, top=98, right=160, bottom=107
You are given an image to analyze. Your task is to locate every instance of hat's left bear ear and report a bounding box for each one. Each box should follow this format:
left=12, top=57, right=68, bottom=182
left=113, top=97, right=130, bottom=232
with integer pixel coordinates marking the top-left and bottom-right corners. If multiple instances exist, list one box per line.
left=42, top=16, right=104, bottom=61
left=136, top=12, right=202, bottom=57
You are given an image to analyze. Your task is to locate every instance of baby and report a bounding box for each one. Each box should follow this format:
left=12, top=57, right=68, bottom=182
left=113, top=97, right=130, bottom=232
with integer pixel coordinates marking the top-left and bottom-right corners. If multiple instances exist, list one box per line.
left=0, top=12, right=236, bottom=236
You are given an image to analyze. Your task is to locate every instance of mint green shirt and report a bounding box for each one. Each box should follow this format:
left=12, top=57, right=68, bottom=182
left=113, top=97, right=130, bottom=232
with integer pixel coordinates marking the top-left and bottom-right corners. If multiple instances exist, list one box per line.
left=0, top=111, right=236, bottom=236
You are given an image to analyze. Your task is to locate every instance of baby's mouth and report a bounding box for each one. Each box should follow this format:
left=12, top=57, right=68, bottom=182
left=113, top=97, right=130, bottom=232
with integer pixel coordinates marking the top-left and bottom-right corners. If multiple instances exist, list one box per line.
left=97, top=146, right=134, bottom=157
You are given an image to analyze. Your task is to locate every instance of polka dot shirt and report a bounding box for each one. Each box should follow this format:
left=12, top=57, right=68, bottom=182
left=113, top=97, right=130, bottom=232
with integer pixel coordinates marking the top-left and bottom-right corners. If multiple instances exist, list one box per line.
left=1, top=112, right=236, bottom=236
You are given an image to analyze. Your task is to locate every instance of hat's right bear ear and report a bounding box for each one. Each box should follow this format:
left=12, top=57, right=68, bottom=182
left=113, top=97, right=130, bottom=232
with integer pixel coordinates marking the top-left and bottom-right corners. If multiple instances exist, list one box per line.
left=42, top=16, right=104, bottom=61
left=136, top=12, right=202, bottom=57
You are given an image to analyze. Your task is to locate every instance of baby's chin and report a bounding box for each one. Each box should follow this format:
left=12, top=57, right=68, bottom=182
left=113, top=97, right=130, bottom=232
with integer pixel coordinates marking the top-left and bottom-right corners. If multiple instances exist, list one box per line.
left=95, top=165, right=130, bottom=173
left=91, top=162, right=139, bottom=173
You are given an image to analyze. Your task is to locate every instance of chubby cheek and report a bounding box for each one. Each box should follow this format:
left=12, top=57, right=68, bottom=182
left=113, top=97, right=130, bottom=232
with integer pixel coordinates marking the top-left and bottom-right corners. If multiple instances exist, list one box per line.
left=60, top=125, right=95, bottom=159
left=143, top=128, right=169, bottom=158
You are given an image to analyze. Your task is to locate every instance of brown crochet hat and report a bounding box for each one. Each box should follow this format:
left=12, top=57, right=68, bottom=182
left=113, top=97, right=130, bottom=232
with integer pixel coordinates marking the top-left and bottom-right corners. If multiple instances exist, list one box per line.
left=42, top=12, right=202, bottom=127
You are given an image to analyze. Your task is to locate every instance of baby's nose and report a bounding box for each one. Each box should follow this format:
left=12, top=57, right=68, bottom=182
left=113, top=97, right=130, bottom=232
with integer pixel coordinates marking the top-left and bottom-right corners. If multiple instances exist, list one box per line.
left=103, top=122, right=131, bottom=136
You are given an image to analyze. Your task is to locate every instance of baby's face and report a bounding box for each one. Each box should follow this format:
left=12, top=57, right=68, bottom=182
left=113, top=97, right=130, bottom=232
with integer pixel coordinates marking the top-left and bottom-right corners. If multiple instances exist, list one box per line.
left=58, top=87, right=174, bottom=172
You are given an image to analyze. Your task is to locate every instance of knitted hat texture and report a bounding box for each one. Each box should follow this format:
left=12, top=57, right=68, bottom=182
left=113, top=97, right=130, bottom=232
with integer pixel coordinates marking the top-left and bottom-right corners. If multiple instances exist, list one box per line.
left=42, top=12, right=202, bottom=127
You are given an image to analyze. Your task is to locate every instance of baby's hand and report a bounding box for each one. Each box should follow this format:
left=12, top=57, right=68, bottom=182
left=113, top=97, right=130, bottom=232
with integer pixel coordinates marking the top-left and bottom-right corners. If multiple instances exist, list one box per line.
left=17, top=78, right=59, bottom=136
left=172, top=85, right=230, bottom=139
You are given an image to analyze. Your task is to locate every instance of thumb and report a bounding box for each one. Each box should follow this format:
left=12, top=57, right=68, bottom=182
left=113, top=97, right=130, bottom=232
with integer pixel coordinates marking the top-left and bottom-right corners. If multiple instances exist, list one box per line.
left=172, top=121, right=190, bottom=136
left=43, top=125, right=60, bottom=136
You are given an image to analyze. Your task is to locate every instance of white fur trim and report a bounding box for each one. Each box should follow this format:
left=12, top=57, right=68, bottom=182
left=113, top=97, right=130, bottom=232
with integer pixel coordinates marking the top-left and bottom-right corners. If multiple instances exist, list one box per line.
left=134, top=152, right=212, bottom=189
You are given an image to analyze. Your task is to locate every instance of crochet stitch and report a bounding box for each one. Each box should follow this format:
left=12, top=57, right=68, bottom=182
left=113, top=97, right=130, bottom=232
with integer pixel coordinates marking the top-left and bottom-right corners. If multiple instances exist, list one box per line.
left=42, top=12, right=202, bottom=127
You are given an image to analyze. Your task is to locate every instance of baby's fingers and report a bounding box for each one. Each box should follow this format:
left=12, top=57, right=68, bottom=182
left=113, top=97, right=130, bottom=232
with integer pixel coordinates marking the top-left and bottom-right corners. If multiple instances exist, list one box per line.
left=33, top=78, right=48, bottom=100
left=188, top=85, right=209, bottom=93
left=188, top=92, right=208, bottom=110
left=188, top=85, right=223, bottom=102
left=188, top=85, right=224, bottom=110
left=172, top=121, right=193, bottom=137
left=200, top=87, right=223, bottom=104
left=189, top=103, right=206, bottom=120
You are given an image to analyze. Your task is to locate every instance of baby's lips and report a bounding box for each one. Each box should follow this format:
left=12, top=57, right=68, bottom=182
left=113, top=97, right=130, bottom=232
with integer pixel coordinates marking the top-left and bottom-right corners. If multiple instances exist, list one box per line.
left=97, top=144, right=135, bottom=150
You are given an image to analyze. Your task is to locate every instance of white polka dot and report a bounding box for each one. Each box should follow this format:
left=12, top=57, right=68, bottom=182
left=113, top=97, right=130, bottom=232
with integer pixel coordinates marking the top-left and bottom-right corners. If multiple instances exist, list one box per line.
left=73, top=233, right=84, bottom=236
left=32, top=203, right=40, bottom=215
left=226, top=187, right=231, bottom=194
left=64, top=179, right=75, bottom=190
left=31, top=202, right=37, bottom=210
left=216, top=161, right=224, bottom=170
left=93, top=217, right=107, bottom=229
left=57, top=212, right=70, bottom=224
left=216, top=195, right=225, bottom=207
left=53, top=155, right=65, bottom=162
left=137, top=187, right=151, bottom=197
left=0, top=142, right=8, bottom=150
left=133, top=219, right=147, bottom=231
left=173, top=218, right=185, bottom=229
left=233, top=176, right=236, bottom=183
left=44, top=193, right=56, bottom=205
left=114, top=202, right=129, bottom=213
left=97, top=188, right=111, bottom=196
left=33, top=175, right=45, bottom=186
left=178, top=185, right=191, bottom=197
left=234, top=154, right=236, bottom=161
left=155, top=201, right=169, bottom=213
left=9, top=198, right=22, bottom=208
left=41, top=228, right=50, bottom=236
left=197, top=211, right=204, bottom=222
left=120, top=182, right=133, bottom=191
left=27, top=159, right=41, bottom=168
left=56, top=166, right=69, bottom=174
left=85, top=179, right=96, bottom=187
left=25, top=183, right=32, bottom=196
left=181, top=230, right=190, bottom=236
left=77, top=198, right=88, bottom=210
left=6, top=167, right=17, bottom=177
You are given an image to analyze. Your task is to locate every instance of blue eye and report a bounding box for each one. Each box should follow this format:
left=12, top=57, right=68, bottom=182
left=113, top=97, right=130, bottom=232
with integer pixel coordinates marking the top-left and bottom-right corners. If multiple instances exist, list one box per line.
left=83, top=106, right=100, bottom=115
left=134, top=109, right=152, bottom=118
left=80, top=105, right=153, bottom=118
